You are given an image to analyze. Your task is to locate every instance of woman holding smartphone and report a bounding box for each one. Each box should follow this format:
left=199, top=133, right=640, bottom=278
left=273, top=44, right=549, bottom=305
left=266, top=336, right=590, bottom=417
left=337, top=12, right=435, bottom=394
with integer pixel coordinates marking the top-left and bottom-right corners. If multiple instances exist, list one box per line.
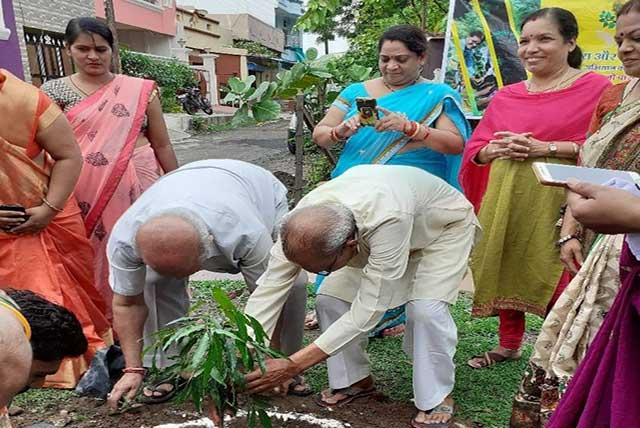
left=459, top=7, right=611, bottom=371
left=512, top=2, right=640, bottom=424
left=311, top=24, right=470, bottom=426
left=310, top=24, right=470, bottom=333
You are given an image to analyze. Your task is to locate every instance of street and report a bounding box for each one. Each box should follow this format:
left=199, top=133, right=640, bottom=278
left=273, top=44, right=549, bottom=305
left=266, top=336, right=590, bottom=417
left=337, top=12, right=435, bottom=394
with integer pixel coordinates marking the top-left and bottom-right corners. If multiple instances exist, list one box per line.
left=172, top=119, right=295, bottom=175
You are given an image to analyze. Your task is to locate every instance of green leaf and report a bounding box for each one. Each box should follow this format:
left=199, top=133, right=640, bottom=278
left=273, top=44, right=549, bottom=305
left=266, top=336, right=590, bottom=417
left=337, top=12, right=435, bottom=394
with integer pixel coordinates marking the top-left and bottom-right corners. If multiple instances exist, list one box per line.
left=305, top=47, right=319, bottom=61
left=244, top=75, right=257, bottom=93
left=309, top=69, right=333, bottom=79
left=258, top=408, right=272, bottom=428
left=212, top=286, right=237, bottom=319
left=222, top=92, right=239, bottom=104
left=251, top=99, right=281, bottom=122
left=247, top=81, right=271, bottom=102
left=161, top=323, right=206, bottom=352
left=231, top=105, right=251, bottom=127
left=228, top=77, right=246, bottom=94
left=190, top=332, right=211, bottom=371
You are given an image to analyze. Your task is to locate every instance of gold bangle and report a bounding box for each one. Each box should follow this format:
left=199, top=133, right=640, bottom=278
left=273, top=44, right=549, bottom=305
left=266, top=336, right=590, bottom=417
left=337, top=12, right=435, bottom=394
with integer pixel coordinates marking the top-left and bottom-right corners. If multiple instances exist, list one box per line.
left=408, top=122, right=422, bottom=139
left=0, top=300, right=32, bottom=340
left=42, top=197, right=64, bottom=213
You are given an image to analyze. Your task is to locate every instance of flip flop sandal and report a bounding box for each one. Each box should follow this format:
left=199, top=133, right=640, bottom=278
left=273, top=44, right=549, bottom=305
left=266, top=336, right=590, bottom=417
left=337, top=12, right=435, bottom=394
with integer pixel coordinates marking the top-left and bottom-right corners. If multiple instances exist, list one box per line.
left=288, top=375, right=313, bottom=397
left=314, top=385, right=376, bottom=408
left=410, top=403, right=455, bottom=428
left=139, top=376, right=188, bottom=404
left=467, top=350, right=522, bottom=369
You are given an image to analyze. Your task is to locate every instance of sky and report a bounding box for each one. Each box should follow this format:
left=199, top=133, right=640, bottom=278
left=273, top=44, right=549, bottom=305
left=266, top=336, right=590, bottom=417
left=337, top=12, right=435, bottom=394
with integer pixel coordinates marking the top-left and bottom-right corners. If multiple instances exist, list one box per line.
left=300, top=0, right=349, bottom=55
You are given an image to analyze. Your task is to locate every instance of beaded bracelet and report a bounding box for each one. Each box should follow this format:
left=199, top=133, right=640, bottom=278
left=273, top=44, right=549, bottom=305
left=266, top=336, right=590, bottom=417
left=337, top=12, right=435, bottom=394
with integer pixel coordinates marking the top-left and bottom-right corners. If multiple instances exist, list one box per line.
left=556, top=234, right=581, bottom=247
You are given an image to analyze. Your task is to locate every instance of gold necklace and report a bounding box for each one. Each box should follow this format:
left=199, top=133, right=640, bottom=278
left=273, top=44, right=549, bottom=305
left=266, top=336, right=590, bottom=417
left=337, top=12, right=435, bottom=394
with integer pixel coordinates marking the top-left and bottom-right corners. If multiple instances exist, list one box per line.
left=527, top=67, right=572, bottom=93
left=383, top=74, right=421, bottom=92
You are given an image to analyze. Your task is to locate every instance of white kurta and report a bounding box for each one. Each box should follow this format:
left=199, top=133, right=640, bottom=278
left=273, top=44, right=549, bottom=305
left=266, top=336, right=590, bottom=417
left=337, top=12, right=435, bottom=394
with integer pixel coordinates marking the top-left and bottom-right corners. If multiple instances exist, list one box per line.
left=245, top=164, right=480, bottom=356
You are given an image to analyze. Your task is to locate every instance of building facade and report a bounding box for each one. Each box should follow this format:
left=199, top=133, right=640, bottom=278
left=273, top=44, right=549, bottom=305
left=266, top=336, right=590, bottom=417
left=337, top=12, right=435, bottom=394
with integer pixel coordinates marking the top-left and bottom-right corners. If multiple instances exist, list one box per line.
left=95, top=0, right=178, bottom=59
left=0, top=0, right=23, bottom=77
left=11, top=0, right=93, bottom=84
left=176, top=6, right=249, bottom=102
left=275, top=0, right=303, bottom=63
left=183, top=0, right=277, bottom=27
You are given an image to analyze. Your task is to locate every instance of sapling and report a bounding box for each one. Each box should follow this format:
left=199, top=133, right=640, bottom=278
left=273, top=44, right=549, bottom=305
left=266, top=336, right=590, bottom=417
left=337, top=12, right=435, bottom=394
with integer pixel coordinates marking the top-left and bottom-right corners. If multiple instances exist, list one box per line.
left=148, top=286, right=281, bottom=428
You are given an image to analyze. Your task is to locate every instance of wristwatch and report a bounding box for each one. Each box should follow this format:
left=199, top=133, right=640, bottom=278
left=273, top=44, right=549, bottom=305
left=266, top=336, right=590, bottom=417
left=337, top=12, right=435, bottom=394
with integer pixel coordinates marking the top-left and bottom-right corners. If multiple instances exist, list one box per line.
left=548, top=143, right=558, bottom=156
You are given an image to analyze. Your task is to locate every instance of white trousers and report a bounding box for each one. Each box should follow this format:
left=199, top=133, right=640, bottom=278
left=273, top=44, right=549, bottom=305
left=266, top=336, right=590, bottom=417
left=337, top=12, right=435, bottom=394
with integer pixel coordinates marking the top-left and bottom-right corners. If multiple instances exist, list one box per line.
left=316, top=296, right=457, bottom=411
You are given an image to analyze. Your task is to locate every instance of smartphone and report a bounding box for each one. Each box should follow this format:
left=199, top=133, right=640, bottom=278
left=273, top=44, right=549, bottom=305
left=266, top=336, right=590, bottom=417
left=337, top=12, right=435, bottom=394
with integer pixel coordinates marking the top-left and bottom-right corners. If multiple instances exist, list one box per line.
left=0, top=204, right=28, bottom=231
left=532, top=162, right=640, bottom=188
left=355, top=97, right=379, bottom=126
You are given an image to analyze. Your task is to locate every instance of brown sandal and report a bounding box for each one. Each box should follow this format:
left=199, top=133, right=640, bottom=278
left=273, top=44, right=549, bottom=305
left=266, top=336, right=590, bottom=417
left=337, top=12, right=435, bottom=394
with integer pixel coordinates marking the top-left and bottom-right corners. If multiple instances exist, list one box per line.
left=314, top=385, right=376, bottom=408
left=467, top=350, right=522, bottom=369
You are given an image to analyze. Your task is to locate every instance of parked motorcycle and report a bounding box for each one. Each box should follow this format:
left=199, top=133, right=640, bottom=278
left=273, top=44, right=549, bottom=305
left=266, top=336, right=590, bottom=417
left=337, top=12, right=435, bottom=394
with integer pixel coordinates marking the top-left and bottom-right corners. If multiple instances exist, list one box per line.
left=177, top=87, right=213, bottom=115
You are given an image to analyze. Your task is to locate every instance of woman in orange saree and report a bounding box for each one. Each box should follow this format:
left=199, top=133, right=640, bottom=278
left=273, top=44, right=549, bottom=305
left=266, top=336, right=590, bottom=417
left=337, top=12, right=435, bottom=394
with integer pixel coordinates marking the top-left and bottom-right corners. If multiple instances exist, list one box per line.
left=41, top=18, right=179, bottom=319
left=0, top=69, right=111, bottom=388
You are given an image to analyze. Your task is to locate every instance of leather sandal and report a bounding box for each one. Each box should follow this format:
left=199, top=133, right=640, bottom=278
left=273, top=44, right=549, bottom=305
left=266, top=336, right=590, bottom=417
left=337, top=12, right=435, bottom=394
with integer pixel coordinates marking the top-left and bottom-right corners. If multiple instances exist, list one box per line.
left=467, top=349, right=522, bottom=369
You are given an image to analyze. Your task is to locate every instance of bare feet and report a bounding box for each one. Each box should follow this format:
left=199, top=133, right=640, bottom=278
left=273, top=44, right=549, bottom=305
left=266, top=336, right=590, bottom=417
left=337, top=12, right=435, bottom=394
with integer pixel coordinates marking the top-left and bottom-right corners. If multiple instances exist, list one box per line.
left=413, top=395, right=454, bottom=427
left=467, top=346, right=522, bottom=369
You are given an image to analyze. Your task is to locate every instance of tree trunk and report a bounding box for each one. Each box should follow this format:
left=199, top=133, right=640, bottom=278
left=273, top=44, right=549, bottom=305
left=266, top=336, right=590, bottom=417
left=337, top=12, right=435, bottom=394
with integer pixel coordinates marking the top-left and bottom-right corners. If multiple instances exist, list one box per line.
left=293, top=94, right=305, bottom=204
left=324, top=38, right=329, bottom=55
left=104, top=0, right=122, bottom=74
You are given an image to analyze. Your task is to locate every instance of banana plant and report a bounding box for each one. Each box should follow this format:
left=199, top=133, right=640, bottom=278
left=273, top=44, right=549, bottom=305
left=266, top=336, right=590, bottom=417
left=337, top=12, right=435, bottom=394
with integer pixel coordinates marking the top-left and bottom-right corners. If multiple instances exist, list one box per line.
left=148, top=287, right=280, bottom=428
left=222, top=75, right=281, bottom=126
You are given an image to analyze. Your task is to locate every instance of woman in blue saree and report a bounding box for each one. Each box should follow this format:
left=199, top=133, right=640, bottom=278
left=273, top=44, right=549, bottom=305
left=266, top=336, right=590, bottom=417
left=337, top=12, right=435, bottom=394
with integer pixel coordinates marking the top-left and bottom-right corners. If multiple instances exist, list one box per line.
left=309, top=25, right=470, bottom=425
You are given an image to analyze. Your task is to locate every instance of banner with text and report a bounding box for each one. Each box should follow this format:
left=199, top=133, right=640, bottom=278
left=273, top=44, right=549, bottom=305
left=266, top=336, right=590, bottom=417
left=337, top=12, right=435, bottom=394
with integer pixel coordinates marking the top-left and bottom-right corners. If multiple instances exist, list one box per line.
left=441, top=0, right=624, bottom=118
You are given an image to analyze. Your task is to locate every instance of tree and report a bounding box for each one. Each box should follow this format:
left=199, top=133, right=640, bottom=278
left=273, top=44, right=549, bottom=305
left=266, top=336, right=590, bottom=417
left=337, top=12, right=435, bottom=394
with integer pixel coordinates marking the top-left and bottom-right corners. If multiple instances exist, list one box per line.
left=296, top=0, right=450, bottom=70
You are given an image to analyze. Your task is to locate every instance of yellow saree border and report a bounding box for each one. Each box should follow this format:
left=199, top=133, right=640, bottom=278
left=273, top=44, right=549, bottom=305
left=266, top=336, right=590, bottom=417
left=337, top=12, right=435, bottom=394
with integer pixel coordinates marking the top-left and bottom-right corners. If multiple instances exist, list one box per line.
left=0, top=299, right=32, bottom=340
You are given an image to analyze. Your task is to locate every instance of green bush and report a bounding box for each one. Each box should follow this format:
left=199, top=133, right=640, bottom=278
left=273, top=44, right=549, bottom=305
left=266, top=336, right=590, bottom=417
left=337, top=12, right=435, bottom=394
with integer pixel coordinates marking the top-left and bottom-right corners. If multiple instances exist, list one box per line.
left=121, top=49, right=197, bottom=113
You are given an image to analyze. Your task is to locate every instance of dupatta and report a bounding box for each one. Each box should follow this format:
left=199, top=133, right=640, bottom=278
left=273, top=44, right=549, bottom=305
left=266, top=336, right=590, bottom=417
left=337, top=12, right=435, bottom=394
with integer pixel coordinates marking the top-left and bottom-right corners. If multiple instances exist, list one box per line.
left=331, top=81, right=471, bottom=189
left=459, top=72, right=611, bottom=212
left=66, top=74, right=155, bottom=236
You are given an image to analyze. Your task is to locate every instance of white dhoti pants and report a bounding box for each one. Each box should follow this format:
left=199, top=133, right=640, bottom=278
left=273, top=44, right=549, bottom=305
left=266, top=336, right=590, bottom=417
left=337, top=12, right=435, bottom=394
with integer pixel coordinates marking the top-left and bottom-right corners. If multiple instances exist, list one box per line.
left=316, top=296, right=456, bottom=411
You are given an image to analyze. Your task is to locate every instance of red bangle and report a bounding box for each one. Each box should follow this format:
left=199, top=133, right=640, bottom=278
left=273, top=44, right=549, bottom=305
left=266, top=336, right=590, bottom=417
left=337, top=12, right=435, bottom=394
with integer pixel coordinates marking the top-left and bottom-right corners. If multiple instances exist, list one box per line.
left=404, top=121, right=418, bottom=138
left=123, top=367, right=147, bottom=376
left=421, top=126, right=431, bottom=141
left=330, top=127, right=343, bottom=142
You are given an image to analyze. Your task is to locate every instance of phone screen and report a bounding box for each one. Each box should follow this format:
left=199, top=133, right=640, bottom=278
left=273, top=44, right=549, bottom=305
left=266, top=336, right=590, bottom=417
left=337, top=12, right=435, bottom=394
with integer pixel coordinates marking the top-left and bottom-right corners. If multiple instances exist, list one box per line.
left=356, top=97, right=378, bottom=126
left=543, top=163, right=640, bottom=185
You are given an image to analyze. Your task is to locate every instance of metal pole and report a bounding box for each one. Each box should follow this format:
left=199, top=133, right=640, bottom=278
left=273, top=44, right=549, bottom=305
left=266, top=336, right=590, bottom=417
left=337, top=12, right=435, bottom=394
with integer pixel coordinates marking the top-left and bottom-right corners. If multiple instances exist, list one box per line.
left=104, top=0, right=122, bottom=73
left=293, top=94, right=305, bottom=204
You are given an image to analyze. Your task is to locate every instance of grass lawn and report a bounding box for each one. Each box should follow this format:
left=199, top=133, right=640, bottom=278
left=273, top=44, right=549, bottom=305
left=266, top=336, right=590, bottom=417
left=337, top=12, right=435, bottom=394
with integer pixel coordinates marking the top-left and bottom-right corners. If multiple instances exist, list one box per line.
left=15, top=279, right=542, bottom=428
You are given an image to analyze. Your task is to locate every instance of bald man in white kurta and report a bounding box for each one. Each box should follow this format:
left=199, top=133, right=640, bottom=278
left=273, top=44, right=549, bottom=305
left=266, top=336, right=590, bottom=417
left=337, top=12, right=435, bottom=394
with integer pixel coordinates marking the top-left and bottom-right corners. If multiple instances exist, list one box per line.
left=245, top=164, right=480, bottom=414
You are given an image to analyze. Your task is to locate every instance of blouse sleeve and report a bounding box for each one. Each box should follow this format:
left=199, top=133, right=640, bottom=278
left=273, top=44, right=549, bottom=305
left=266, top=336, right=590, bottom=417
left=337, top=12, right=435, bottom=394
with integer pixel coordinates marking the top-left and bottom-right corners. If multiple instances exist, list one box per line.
left=36, top=91, right=62, bottom=132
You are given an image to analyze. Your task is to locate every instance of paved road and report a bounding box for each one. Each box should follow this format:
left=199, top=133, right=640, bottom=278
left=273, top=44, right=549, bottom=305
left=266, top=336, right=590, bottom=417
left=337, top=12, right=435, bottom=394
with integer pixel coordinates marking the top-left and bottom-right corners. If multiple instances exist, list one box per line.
left=172, top=119, right=295, bottom=175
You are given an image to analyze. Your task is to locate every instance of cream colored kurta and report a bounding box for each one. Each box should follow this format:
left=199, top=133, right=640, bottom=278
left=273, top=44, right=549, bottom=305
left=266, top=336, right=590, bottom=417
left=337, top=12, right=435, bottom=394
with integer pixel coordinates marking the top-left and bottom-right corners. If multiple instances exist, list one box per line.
left=244, top=165, right=479, bottom=355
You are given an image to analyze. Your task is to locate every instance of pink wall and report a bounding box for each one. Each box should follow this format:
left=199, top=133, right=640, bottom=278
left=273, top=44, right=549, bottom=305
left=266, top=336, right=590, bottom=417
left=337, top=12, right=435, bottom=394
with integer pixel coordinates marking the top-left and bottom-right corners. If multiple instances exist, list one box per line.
left=95, top=0, right=176, bottom=36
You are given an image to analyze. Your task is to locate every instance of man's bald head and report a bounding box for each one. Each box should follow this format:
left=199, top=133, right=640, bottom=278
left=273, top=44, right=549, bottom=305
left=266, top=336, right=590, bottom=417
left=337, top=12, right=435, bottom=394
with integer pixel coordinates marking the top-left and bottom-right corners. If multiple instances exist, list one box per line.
left=280, top=203, right=357, bottom=272
left=0, top=310, right=32, bottom=408
left=136, top=210, right=210, bottom=278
